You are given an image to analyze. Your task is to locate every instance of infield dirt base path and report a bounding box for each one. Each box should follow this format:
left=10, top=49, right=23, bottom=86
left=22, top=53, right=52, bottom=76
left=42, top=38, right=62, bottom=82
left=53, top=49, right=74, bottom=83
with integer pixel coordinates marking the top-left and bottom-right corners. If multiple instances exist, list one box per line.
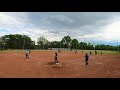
left=0, top=50, right=120, bottom=78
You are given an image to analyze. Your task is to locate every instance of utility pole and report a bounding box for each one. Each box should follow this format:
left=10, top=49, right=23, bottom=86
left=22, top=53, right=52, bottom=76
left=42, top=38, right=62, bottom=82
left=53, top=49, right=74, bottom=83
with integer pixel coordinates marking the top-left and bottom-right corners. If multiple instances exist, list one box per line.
left=117, top=40, right=119, bottom=52
left=60, top=40, right=61, bottom=49
left=84, top=38, right=87, bottom=51
left=94, top=42, right=95, bottom=51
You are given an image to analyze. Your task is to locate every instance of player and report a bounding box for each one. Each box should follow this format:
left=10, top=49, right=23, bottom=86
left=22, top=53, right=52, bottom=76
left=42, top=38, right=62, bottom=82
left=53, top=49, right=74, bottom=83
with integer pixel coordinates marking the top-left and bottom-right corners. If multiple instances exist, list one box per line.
left=26, top=49, right=29, bottom=59
left=56, top=60, right=59, bottom=65
left=90, top=51, right=91, bottom=55
left=75, top=50, right=77, bottom=54
left=85, top=53, right=89, bottom=65
left=54, top=52, right=59, bottom=64
left=95, top=51, right=97, bottom=55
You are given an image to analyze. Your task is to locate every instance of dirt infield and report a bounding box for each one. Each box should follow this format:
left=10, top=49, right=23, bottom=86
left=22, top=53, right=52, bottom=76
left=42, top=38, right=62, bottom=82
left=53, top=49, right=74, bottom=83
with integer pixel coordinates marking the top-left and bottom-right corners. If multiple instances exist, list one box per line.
left=0, top=50, right=120, bottom=78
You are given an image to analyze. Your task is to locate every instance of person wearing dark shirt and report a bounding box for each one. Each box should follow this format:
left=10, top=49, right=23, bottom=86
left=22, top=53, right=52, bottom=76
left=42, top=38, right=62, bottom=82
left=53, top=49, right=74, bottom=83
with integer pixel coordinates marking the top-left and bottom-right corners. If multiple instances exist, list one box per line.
left=26, top=49, right=29, bottom=59
left=95, top=51, right=97, bottom=55
left=90, top=51, right=92, bottom=55
left=85, top=53, right=89, bottom=65
left=54, top=52, right=58, bottom=64
left=75, top=50, right=77, bottom=54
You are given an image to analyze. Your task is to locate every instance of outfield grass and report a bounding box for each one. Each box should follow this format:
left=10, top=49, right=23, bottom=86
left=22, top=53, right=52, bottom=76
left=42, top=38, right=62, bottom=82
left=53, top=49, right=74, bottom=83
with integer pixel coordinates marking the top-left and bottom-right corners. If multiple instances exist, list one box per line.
left=0, top=49, right=53, bottom=53
left=77, top=50, right=120, bottom=55
left=0, top=49, right=120, bottom=54
left=55, top=50, right=120, bottom=54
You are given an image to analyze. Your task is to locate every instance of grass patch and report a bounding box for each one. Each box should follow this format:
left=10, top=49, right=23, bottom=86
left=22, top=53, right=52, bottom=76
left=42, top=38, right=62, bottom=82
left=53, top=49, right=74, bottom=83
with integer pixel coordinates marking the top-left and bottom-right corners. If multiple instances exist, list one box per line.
left=0, top=49, right=120, bottom=54
left=77, top=50, right=120, bottom=55
left=0, top=49, right=53, bottom=53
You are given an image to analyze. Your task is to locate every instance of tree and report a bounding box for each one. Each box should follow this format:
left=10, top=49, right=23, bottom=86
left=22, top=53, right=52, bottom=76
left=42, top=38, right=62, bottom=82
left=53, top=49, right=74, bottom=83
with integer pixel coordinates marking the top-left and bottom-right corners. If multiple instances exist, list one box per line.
left=0, top=37, right=3, bottom=50
left=22, top=35, right=32, bottom=49
left=86, top=42, right=92, bottom=50
left=0, top=34, right=32, bottom=50
left=79, top=42, right=83, bottom=50
left=37, top=36, right=49, bottom=49
left=71, top=39, right=79, bottom=50
left=61, top=35, right=72, bottom=48
left=50, top=41, right=60, bottom=48
left=31, top=41, right=35, bottom=49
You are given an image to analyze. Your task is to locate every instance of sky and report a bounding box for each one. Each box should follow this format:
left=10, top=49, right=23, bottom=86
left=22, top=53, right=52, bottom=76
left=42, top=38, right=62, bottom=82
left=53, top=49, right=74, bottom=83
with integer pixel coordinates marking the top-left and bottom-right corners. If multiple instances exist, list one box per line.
left=0, top=12, right=120, bottom=46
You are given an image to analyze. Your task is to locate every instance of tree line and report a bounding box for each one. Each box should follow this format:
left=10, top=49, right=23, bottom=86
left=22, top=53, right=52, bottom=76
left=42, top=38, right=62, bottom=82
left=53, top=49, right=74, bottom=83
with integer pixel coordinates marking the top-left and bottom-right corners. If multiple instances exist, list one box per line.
left=0, top=34, right=119, bottom=51
left=0, top=34, right=35, bottom=50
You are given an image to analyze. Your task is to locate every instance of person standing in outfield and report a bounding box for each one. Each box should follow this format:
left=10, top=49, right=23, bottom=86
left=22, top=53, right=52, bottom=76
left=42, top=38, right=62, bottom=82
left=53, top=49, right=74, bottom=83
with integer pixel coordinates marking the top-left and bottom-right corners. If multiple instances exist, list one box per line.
left=90, top=51, right=92, bottom=55
left=26, top=49, right=30, bottom=59
left=75, top=50, right=77, bottom=54
left=95, top=51, right=97, bottom=55
left=85, top=53, right=89, bottom=65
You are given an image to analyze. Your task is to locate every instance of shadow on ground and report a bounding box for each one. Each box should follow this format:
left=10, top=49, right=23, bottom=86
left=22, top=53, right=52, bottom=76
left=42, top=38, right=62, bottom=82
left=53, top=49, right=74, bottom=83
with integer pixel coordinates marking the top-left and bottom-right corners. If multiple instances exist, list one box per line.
left=52, top=65, right=63, bottom=69
left=47, top=62, right=55, bottom=65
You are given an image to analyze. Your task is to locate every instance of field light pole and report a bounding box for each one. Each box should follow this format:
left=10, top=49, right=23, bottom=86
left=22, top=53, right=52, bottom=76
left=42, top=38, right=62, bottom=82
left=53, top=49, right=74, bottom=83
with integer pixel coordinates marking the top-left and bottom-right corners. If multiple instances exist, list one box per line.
left=32, top=36, right=37, bottom=48
left=69, top=41, right=72, bottom=50
left=113, top=40, right=119, bottom=52
left=117, top=40, right=119, bottom=52
left=60, top=40, right=62, bottom=50
left=94, top=42, right=95, bottom=51
left=93, top=41, right=95, bottom=51
left=63, top=38, right=66, bottom=50
left=93, top=38, right=96, bottom=51
left=60, top=41, right=61, bottom=49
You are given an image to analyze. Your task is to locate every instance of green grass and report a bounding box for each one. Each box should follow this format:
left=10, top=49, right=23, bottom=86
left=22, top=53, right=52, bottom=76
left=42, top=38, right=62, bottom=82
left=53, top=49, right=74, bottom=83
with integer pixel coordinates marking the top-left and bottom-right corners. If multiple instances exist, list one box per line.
left=55, top=50, right=120, bottom=55
left=77, top=50, right=120, bottom=55
left=0, top=49, right=120, bottom=54
left=0, top=49, right=53, bottom=53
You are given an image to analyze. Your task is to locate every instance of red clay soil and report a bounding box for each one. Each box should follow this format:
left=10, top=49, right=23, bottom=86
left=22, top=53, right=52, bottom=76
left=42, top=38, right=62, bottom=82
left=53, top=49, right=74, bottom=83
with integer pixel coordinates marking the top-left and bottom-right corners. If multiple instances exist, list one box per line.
left=0, top=50, right=120, bottom=78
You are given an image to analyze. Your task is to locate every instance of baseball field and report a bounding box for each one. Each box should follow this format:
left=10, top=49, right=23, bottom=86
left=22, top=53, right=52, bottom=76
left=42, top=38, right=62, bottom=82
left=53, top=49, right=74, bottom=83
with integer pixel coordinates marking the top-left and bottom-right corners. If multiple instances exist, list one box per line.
left=0, top=50, right=120, bottom=78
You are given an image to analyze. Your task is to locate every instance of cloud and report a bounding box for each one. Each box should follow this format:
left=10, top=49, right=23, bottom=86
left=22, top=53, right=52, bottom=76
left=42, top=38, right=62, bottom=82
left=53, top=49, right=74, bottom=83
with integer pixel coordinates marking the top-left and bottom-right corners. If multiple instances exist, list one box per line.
left=0, top=12, right=120, bottom=45
left=0, top=12, right=27, bottom=29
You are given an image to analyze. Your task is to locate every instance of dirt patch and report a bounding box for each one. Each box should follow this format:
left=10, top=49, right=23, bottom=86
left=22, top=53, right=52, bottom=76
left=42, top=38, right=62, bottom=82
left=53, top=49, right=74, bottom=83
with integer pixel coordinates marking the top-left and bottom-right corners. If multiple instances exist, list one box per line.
left=52, top=65, right=62, bottom=69
left=0, top=50, right=120, bottom=78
